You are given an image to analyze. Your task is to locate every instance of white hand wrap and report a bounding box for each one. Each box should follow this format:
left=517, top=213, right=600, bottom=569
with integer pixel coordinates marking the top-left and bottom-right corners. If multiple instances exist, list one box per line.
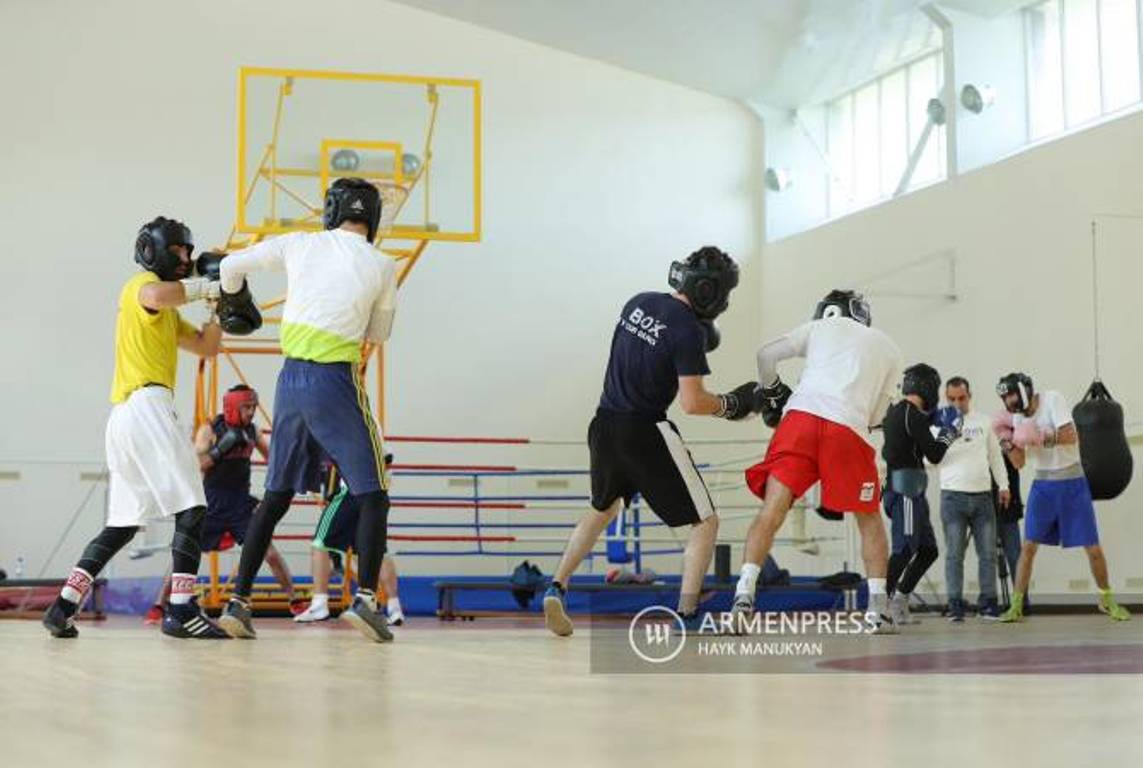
left=181, top=278, right=221, bottom=304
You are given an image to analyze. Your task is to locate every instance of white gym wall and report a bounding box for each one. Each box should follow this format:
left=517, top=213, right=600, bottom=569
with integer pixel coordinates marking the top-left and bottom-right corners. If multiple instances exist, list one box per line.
left=0, top=0, right=762, bottom=577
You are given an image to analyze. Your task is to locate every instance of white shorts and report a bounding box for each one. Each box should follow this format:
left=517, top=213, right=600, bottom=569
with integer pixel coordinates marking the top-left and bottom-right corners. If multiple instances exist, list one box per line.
left=105, top=386, right=205, bottom=527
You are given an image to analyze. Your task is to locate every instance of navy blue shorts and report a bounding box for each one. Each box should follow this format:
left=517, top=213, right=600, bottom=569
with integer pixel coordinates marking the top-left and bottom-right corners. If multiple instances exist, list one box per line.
left=1025, top=476, right=1099, bottom=548
left=202, top=492, right=259, bottom=551
left=265, top=359, right=387, bottom=496
left=312, top=487, right=360, bottom=554
left=883, top=490, right=937, bottom=555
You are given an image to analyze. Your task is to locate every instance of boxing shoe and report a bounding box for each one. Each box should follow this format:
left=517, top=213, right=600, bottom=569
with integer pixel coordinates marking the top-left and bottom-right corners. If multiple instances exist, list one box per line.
left=43, top=598, right=79, bottom=639
left=162, top=598, right=229, bottom=639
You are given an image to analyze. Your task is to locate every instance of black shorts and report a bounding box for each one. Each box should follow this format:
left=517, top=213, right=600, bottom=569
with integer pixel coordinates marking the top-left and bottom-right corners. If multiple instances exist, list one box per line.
left=202, top=493, right=259, bottom=551
left=588, top=411, right=715, bottom=527
left=312, top=487, right=360, bottom=555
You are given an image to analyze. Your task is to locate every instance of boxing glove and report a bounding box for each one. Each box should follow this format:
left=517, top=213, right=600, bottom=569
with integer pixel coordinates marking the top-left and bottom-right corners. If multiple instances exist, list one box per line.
left=208, top=428, right=248, bottom=463
left=717, top=381, right=762, bottom=421
left=759, top=378, right=793, bottom=428
left=217, top=280, right=263, bottom=336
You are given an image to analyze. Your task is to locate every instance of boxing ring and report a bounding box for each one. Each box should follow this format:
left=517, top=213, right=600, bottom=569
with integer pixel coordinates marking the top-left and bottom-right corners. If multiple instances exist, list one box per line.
left=186, top=432, right=856, bottom=616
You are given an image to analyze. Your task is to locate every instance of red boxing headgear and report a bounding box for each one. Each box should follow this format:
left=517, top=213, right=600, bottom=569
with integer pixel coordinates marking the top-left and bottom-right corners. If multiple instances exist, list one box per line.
left=223, top=385, right=258, bottom=427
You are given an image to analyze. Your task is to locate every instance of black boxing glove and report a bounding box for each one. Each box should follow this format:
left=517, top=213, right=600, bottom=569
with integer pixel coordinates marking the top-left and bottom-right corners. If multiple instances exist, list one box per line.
left=759, top=378, right=793, bottom=428
left=698, top=319, right=721, bottom=353
left=716, top=381, right=762, bottom=421
left=217, top=280, right=263, bottom=336
left=195, top=252, right=225, bottom=281
left=208, top=427, right=248, bottom=463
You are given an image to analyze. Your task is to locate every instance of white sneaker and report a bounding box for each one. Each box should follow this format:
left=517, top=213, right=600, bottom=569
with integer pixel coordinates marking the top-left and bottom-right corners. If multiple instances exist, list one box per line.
left=294, top=601, right=330, bottom=623
left=387, top=603, right=405, bottom=626
left=889, top=593, right=914, bottom=626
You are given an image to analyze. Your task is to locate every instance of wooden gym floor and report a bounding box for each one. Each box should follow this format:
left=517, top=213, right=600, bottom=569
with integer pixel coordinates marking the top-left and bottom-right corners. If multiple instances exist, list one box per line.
left=2, top=614, right=1141, bottom=768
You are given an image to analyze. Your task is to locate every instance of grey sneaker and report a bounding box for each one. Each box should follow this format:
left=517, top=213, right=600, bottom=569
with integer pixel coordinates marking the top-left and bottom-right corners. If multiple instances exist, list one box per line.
left=889, top=593, right=911, bottom=626
left=871, top=612, right=900, bottom=635
left=218, top=597, right=257, bottom=639
left=727, top=593, right=755, bottom=635
left=341, top=595, right=394, bottom=642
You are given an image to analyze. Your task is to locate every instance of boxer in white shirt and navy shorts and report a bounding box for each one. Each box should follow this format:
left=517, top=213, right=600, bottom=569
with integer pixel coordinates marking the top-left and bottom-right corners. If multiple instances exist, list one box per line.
left=216, top=178, right=400, bottom=643
left=732, top=290, right=905, bottom=632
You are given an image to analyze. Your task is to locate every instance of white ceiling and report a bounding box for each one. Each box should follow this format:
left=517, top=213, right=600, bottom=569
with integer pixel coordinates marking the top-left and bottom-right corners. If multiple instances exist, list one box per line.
left=393, top=0, right=1032, bottom=107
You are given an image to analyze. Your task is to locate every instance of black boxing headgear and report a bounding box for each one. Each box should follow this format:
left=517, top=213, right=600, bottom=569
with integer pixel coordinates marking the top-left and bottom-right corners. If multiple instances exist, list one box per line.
left=135, top=216, right=194, bottom=281
left=813, top=289, right=871, bottom=326
left=323, top=178, right=383, bottom=242
left=667, top=246, right=739, bottom=320
left=902, top=363, right=941, bottom=412
left=997, top=372, right=1034, bottom=415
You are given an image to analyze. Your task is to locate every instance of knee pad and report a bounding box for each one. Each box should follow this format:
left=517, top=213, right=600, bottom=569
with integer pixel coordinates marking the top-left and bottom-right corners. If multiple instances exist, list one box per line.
left=79, top=525, right=140, bottom=572
left=172, top=506, right=207, bottom=561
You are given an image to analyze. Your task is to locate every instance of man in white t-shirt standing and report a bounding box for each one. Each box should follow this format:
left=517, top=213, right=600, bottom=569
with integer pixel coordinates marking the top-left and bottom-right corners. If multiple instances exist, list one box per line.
left=994, top=373, right=1129, bottom=622
left=937, top=376, right=1009, bottom=621
left=733, top=290, right=904, bottom=632
left=216, top=178, right=400, bottom=642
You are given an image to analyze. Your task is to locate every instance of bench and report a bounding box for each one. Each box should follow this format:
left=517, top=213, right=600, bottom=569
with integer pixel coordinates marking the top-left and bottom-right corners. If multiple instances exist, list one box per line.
left=431, top=578, right=855, bottom=620
left=0, top=577, right=108, bottom=619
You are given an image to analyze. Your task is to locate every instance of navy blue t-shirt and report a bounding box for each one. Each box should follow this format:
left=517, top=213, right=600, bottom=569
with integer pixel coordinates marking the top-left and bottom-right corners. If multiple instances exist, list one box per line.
left=598, top=292, right=710, bottom=419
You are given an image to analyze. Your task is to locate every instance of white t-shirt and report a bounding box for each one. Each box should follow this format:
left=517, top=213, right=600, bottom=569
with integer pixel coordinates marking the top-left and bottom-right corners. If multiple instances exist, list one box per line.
left=1013, top=389, right=1079, bottom=471
left=783, top=318, right=904, bottom=444
left=938, top=410, right=1009, bottom=493
left=221, top=229, right=398, bottom=364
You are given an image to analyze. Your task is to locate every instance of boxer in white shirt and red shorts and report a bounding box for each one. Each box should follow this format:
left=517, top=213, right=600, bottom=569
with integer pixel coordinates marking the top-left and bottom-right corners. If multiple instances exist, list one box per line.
left=732, top=290, right=904, bottom=632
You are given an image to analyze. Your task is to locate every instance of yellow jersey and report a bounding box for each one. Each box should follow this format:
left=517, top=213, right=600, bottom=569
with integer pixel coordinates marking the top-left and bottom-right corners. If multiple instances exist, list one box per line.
left=110, top=272, right=197, bottom=403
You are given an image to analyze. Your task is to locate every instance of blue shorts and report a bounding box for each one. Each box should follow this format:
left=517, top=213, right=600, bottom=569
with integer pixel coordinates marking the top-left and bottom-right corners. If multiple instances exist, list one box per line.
left=266, top=359, right=387, bottom=496
left=202, top=491, right=259, bottom=551
left=1025, top=476, right=1099, bottom=548
left=883, top=490, right=937, bottom=555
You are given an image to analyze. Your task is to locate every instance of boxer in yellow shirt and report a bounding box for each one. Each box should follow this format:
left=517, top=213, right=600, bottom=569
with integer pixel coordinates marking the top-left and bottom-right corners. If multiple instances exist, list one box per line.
left=43, top=217, right=230, bottom=639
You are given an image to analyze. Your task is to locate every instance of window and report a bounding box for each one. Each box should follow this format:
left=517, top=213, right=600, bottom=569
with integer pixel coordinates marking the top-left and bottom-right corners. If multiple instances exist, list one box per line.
left=825, top=52, right=945, bottom=219
left=1025, top=0, right=1142, bottom=140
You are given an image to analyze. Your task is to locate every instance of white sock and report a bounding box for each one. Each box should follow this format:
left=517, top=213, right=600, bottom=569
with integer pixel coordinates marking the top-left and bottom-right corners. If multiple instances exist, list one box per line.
left=310, top=592, right=329, bottom=609
left=60, top=567, right=93, bottom=605
left=387, top=597, right=402, bottom=613
left=169, top=573, right=195, bottom=605
left=868, top=578, right=887, bottom=615
left=736, top=563, right=762, bottom=596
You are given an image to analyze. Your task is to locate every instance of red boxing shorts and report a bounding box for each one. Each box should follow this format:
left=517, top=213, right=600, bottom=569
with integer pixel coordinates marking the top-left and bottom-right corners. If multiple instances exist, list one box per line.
left=745, top=410, right=880, bottom=514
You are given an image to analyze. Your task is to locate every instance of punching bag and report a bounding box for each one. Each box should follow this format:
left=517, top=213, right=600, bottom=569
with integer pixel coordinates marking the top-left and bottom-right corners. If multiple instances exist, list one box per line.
left=1073, top=380, right=1133, bottom=500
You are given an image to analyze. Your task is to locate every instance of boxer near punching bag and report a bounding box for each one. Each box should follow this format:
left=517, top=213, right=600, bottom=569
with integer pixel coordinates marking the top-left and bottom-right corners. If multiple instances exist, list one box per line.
left=1073, top=380, right=1133, bottom=500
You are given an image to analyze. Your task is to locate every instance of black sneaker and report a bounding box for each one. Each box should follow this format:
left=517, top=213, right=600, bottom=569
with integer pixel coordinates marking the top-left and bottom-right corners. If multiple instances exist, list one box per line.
left=947, top=599, right=966, bottom=623
left=42, top=598, right=79, bottom=639
left=341, top=596, right=394, bottom=642
left=162, top=599, right=230, bottom=639
left=218, top=597, right=257, bottom=639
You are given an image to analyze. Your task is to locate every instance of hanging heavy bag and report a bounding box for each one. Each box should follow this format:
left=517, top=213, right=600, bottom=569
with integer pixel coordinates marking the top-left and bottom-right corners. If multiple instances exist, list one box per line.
left=1073, top=379, right=1133, bottom=500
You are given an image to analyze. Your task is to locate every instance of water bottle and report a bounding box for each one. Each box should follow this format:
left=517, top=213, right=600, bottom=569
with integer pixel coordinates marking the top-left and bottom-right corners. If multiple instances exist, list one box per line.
left=15, top=556, right=25, bottom=578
